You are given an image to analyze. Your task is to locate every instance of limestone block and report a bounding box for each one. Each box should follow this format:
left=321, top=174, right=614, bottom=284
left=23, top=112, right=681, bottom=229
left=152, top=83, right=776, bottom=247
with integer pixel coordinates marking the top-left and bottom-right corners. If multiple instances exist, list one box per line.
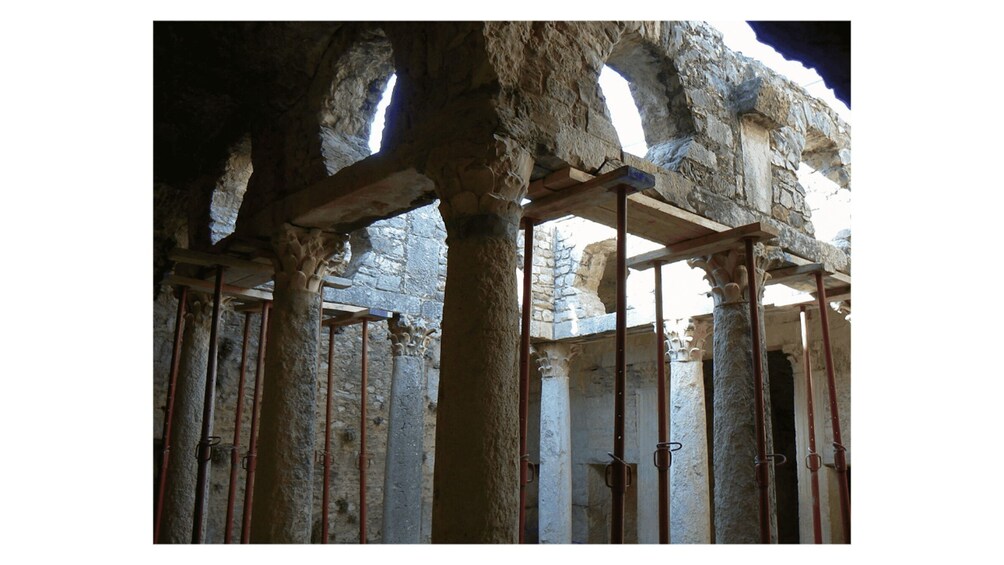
left=734, top=76, right=789, bottom=129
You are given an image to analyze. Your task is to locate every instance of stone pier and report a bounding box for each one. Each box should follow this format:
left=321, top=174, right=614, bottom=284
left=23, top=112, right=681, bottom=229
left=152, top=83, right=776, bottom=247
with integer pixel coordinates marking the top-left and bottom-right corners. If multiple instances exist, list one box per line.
left=382, top=315, right=436, bottom=544
left=689, top=245, right=772, bottom=543
left=428, top=139, right=533, bottom=543
left=250, top=225, right=345, bottom=543
left=160, top=292, right=214, bottom=544
left=667, top=319, right=712, bottom=544
left=534, top=343, right=577, bottom=544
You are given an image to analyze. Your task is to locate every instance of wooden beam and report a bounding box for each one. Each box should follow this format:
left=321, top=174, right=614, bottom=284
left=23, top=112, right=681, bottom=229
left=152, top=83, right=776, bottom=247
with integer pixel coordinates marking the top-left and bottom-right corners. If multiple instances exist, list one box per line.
left=522, top=166, right=655, bottom=223
left=627, top=222, right=780, bottom=270
left=164, top=275, right=273, bottom=302
left=169, top=248, right=273, bottom=274
left=763, top=286, right=851, bottom=312
left=766, top=263, right=829, bottom=285
left=543, top=167, right=595, bottom=190
left=322, top=307, right=394, bottom=327
left=817, top=285, right=851, bottom=302
left=783, top=254, right=851, bottom=285
left=629, top=192, right=730, bottom=235
left=526, top=167, right=597, bottom=200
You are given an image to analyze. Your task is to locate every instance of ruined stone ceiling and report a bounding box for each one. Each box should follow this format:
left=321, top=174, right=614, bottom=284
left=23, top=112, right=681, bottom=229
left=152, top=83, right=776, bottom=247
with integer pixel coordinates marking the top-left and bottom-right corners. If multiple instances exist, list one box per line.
left=155, top=21, right=850, bottom=187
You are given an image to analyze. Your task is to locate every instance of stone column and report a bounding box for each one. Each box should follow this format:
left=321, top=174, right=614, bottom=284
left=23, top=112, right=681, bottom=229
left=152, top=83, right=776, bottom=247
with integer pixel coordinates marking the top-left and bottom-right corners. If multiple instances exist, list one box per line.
left=160, top=292, right=214, bottom=544
left=666, top=319, right=712, bottom=544
left=250, top=224, right=345, bottom=543
left=688, top=245, right=772, bottom=543
left=382, top=315, right=437, bottom=544
left=534, top=343, right=578, bottom=544
left=636, top=385, right=659, bottom=544
left=427, top=138, right=533, bottom=543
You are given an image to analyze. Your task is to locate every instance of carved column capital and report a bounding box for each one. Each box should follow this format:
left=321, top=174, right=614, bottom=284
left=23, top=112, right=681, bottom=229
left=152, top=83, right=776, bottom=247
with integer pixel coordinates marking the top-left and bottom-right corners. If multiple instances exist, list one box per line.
left=271, top=223, right=348, bottom=293
left=387, top=315, right=437, bottom=357
left=533, top=342, right=580, bottom=379
left=427, top=137, right=533, bottom=236
left=666, top=318, right=711, bottom=363
left=687, top=243, right=771, bottom=307
left=184, top=291, right=233, bottom=325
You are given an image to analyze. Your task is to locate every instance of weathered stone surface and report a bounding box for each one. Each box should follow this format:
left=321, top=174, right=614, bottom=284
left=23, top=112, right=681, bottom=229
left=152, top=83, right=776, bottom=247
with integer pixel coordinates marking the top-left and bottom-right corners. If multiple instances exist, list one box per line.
left=534, top=343, right=578, bottom=544
left=689, top=248, right=776, bottom=543
left=733, top=76, right=789, bottom=129
left=668, top=319, right=712, bottom=544
left=160, top=293, right=214, bottom=544
left=250, top=286, right=322, bottom=543
left=427, top=145, right=529, bottom=543
left=382, top=316, right=437, bottom=543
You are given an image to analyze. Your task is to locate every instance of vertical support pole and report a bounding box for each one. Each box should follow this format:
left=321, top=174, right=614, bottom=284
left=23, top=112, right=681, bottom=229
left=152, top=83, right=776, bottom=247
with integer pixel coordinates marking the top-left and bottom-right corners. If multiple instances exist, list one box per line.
left=813, top=271, right=850, bottom=543
left=321, top=325, right=336, bottom=544
left=359, top=319, right=369, bottom=544
left=241, top=300, right=270, bottom=543
left=610, top=185, right=628, bottom=544
left=224, top=311, right=252, bottom=543
left=192, top=265, right=225, bottom=543
left=799, top=306, right=824, bottom=544
left=518, top=220, right=534, bottom=544
left=744, top=238, right=771, bottom=544
left=653, top=261, right=669, bottom=544
left=154, top=286, right=187, bottom=543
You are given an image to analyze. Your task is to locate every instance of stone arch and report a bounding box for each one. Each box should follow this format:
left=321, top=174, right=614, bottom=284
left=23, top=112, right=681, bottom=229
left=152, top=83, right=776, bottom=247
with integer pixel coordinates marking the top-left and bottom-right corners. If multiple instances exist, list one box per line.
left=604, top=30, right=696, bottom=169
left=208, top=134, right=252, bottom=244
left=573, top=239, right=618, bottom=315
left=802, top=127, right=850, bottom=190
left=797, top=125, right=851, bottom=243
left=316, top=28, right=396, bottom=175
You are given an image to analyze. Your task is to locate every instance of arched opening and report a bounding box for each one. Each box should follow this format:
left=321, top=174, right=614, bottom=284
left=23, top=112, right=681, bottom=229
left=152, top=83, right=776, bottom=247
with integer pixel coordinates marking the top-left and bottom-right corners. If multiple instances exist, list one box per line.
left=208, top=134, right=252, bottom=244
left=604, top=34, right=696, bottom=169
left=317, top=29, right=396, bottom=175
left=573, top=239, right=618, bottom=315
left=367, top=74, right=397, bottom=154
left=598, top=66, right=647, bottom=158
left=798, top=130, right=851, bottom=245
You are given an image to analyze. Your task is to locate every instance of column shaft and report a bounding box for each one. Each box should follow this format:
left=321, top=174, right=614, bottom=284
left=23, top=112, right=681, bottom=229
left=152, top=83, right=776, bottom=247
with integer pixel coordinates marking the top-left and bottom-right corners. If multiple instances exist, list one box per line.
left=536, top=343, right=576, bottom=544
left=428, top=137, right=532, bottom=543
left=669, top=360, right=712, bottom=543
left=431, top=231, right=520, bottom=542
left=160, top=293, right=213, bottom=544
left=383, top=317, right=435, bottom=543
left=711, top=302, right=758, bottom=543
left=250, top=288, right=320, bottom=542
left=250, top=225, right=343, bottom=543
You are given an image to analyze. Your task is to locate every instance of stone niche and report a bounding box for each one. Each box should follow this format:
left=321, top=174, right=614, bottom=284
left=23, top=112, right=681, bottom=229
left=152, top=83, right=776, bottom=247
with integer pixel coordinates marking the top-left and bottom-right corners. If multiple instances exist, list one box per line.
left=741, top=115, right=773, bottom=214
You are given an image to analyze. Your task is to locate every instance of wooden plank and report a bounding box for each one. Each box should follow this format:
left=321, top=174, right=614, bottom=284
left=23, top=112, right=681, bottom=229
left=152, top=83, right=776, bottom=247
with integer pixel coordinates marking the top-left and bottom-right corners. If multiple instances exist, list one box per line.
left=527, top=167, right=596, bottom=200
left=169, top=248, right=273, bottom=274
left=322, top=307, right=394, bottom=327
left=627, top=222, right=780, bottom=270
left=164, top=275, right=273, bottom=302
left=574, top=192, right=723, bottom=248
left=766, top=286, right=851, bottom=312
left=630, top=192, right=729, bottom=235
left=783, top=254, right=851, bottom=285
left=543, top=167, right=594, bottom=190
left=817, top=285, right=851, bottom=302
left=527, top=179, right=549, bottom=199
left=766, top=263, right=828, bottom=285
left=522, top=166, right=655, bottom=223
